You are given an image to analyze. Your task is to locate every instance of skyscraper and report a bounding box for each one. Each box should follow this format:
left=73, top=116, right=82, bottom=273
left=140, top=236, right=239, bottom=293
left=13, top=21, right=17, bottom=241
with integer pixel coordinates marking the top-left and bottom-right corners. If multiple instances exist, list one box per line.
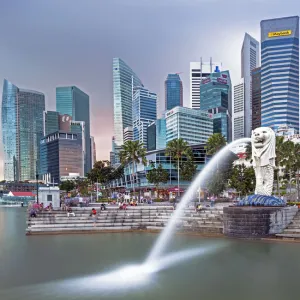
left=165, top=107, right=213, bottom=144
left=56, top=86, right=91, bottom=174
left=40, top=131, right=83, bottom=184
left=132, top=87, right=157, bottom=147
left=123, top=127, right=133, bottom=143
left=44, top=111, right=59, bottom=136
left=190, top=60, right=222, bottom=109
left=113, top=58, right=143, bottom=146
left=147, top=118, right=167, bottom=151
left=200, top=71, right=232, bottom=141
left=261, top=16, right=299, bottom=131
left=165, top=74, right=183, bottom=110
left=252, top=67, right=262, bottom=130
left=233, top=79, right=245, bottom=140
left=241, top=33, right=260, bottom=137
left=2, top=79, right=45, bottom=181
left=90, top=136, right=96, bottom=167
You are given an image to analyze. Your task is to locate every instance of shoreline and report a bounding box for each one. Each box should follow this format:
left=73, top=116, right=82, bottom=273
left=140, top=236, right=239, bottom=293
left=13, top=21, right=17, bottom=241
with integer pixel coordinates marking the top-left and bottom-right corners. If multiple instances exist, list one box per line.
left=26, top=228, right=300, bottom=243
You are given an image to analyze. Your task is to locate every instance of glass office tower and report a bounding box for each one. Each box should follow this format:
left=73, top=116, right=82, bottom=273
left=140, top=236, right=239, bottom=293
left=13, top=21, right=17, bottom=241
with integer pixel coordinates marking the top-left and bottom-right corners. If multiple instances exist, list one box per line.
left=2, top=79, right=19, bottom=181
left=56, top=86, right=91, bottom=174
left=200, top=71, right=232, bottom=141
left=132, top=87, right=157, bottom=148
left=113, top=58, right=143, bottom=146
left=165, top=73, right=183, bottom=110
left=2, top=79, right=45, bottom=181
left=261, top=16, right=299, bottom=131
left=44, top=111, right=59, bottom=136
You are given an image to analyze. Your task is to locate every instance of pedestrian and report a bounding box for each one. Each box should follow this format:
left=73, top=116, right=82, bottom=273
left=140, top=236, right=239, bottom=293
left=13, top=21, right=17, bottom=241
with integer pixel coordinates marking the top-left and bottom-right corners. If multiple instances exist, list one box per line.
left=90, top=208, right=97, bottom=227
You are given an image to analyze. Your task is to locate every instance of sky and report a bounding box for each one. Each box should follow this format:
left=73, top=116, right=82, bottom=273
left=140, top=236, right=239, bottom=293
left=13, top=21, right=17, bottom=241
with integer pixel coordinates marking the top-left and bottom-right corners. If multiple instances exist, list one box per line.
left=0, top=0, right=299, bottom=177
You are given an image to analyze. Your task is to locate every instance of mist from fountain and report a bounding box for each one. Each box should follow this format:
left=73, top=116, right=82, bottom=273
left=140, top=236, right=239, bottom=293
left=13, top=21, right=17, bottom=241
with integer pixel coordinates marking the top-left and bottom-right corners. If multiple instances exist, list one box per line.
left=146, top=138, right=251, bottom=263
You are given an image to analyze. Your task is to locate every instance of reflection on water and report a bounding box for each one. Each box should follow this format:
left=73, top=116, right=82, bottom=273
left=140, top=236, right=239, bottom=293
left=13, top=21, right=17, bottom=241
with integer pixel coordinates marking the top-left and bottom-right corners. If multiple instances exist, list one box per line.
left=1, top=208, right=300, bottom=300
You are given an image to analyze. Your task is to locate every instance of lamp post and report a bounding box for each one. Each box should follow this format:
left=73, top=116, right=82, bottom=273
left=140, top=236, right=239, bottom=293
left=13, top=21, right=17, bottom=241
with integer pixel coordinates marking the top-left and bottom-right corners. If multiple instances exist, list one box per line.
left=36, top=173, right=39, bottom=204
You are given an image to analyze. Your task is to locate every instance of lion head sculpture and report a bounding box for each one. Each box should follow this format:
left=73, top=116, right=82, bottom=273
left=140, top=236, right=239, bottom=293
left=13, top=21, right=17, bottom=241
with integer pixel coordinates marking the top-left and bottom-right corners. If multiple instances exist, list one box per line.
left=251, top=127, right=276, bottom=168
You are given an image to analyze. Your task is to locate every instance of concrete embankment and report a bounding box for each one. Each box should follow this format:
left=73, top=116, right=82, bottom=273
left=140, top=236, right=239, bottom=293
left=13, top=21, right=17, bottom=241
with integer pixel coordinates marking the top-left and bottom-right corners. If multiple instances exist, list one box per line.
left=26, top=205, right=224, bottom=235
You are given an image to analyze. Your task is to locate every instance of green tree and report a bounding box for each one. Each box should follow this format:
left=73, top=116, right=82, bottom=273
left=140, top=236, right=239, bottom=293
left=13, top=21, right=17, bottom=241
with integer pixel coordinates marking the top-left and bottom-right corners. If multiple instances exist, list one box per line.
left=206, top=170, right=227, bottom=196
left=293, top=143, right=300, bottom=200
left=75, top=178, right=90, bottom=196
left=146, top=163, right=169, bottom=191
left=119, top=141, right=147, bottom=197
left=59, top=180, right=75, bottom=193
left=205, top=133, right=227, bottom=156
left=275, top=136, right=286, bottom=196
left=165, top=138, right=192, bottom=196
left=180, top=159, right=197, bottom=181
left=87, top=160, right=114, bottom=185
left=228, top=164, right=255, bottom=196
left=281, top=140, right=296, bottom=194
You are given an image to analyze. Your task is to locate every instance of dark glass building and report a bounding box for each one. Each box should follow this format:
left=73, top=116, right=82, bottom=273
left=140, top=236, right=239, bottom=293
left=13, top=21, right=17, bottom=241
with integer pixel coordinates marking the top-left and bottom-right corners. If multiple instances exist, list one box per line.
left=40, top=131, right=83, bottom=184
left=165, top=74, right=183, bottom=110
left=147, top=122, right=156, bottom=151
left=44, top=111, right=59, bottom=136
left=2, top=79, right=45, bottom=181
left=252, top=67, right=262, bottom=130
left=200, top=71, right=232, bottom=141
left=56, top=86, right=91, bottom=174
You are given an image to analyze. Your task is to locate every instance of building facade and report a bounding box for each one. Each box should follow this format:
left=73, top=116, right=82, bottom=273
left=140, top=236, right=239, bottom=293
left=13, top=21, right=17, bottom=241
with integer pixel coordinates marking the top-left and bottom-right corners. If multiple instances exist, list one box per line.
left=261, top=16, right=299, bottom=131
left=200, top=71, right=232, bottom=141
left=252, top=67, right=262, bottom=130
left=233, top=79, right=245, bottom=140
left=165, top=106, right=213, bottom=144
left=44, top=111, right=59, bottom=136
left=90, top=136, right=96, bottom=168
left=123, top=127, right=133, bottom=143
left=113, top=58, right=143, bottom=146
left=190, top=60, right=222, bottom=109
left=165, top=73, right=183, bottom=110
left=40, top=131, right=83, bottom=184
left=241, top=33, right=260, bottom=137
left=147, top=118, right=167, bottom=151
left=132, top=87, right=157, bottom=147
left=2, top=79, right=45, bottom=181
left=56, top=86, right=91, bottom=174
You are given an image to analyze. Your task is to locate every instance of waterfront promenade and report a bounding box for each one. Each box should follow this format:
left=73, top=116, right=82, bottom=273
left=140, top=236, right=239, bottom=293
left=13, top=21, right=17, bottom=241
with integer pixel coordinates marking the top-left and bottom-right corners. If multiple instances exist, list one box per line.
left=26, top=205, right=225, bottom=235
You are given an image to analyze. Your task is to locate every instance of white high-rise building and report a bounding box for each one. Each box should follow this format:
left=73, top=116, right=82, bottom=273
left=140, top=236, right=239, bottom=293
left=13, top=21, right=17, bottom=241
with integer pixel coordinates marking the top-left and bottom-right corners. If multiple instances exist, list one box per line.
left=190, top=60, right=222, bottom=109
left=123, top=126, right=133, bottom=143
left=241, top=33, right=260, bottom=137
left=233, top=79, right=245, bottom=140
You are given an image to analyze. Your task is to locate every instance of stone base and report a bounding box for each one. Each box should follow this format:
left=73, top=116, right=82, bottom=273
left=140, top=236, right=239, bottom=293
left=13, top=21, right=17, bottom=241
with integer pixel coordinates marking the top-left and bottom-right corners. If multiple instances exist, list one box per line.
left=223, top=206, right=297, bottom=238
left=238, top=194, right=285, bottom=207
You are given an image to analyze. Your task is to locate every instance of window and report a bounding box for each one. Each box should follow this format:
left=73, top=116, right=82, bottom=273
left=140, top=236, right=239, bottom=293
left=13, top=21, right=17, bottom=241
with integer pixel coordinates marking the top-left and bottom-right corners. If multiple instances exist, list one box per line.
left=47, top=194, right=52, bottom=202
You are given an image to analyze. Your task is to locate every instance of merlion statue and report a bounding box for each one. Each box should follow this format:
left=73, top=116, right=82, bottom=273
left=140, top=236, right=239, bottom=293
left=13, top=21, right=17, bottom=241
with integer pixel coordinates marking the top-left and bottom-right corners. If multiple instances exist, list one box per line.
left=251, top=127, right=276, bottom=196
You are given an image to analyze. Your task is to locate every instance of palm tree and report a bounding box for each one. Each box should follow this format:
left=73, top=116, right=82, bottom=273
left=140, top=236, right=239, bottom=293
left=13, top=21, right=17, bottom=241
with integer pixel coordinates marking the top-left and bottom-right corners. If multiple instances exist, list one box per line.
left=165, top=138, right=192, bottom=197
left=119, top=141, right=147, bottom=199
left=205, top=133, right=227, bottom=156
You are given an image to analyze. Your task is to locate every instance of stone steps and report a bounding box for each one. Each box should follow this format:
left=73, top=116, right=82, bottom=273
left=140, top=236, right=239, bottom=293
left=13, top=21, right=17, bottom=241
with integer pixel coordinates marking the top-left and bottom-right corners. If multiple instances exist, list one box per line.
left=26, top=206, right=224, bottom=235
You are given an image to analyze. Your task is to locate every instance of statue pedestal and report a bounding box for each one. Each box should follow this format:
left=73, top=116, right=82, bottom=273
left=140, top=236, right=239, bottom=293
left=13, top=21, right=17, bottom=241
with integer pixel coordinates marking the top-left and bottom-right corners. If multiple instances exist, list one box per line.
left=223, top=206, right=298, bottom=238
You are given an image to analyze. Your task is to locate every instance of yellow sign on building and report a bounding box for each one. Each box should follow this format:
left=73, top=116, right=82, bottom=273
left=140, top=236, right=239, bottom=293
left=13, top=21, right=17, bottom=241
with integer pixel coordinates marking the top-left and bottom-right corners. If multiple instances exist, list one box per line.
left=268, top=30, right=292, bottom=38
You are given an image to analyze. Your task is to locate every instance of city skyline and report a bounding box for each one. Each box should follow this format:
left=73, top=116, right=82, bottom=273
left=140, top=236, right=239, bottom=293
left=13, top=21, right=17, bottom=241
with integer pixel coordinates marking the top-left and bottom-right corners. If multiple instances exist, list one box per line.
left=0, top=0, right=299, bottom=178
